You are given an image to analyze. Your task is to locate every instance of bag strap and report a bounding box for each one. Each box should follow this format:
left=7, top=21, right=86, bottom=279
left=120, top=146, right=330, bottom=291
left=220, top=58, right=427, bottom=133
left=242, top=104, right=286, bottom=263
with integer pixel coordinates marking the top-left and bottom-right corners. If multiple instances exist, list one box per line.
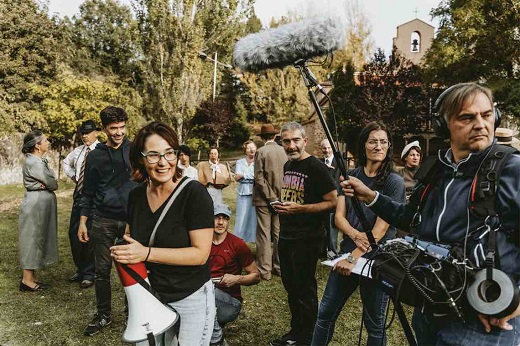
left=470, top=144, right=517, bottom=219
left=149, top=176, right=192, bottom=247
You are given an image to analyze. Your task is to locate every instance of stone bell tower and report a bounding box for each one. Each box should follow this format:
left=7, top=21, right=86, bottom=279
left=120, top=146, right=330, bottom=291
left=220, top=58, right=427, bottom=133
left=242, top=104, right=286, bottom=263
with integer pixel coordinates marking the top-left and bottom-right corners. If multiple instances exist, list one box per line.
left=392, top=18, right=434, bottom=65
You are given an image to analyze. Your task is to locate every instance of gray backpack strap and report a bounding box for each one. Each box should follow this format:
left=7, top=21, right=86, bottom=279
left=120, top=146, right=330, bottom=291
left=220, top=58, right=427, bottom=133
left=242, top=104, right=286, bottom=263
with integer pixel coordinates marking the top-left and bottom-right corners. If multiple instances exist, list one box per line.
left=149, top=177, right=193, bottom=246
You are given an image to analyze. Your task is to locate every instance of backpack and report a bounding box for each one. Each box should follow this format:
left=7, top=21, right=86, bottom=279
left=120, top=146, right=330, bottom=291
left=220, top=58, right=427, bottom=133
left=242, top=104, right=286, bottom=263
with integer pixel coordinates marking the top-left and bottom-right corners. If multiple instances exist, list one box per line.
left=410, top=144, right=519, bottom=243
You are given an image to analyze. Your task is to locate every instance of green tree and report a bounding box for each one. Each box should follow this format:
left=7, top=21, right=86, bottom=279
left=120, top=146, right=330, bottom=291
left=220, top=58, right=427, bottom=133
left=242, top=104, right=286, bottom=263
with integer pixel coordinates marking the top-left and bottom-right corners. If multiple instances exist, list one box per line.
left=134, top=0, right=254, bottom=141
left=0, top=0, right=60, bottom=133
left=330, top=49, right=430, bottom=150
left=67, top=0, right=140, bottom=84
left=29, top=69, right=144, bottom=152
left=424, top=0, right=520, bottom=83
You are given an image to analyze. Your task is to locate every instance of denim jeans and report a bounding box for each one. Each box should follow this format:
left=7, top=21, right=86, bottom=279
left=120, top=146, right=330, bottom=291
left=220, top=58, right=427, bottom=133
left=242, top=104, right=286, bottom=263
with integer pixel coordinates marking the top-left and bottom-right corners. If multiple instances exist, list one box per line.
left=279, top=237, right=324, bottom=343
left=89, top=216, right=126, bottom=316
left=211, top=287, right=242, bottom=343
left=326, top=213, right=339, bottom=254
left=412, top=309, right=520, bottom=346
left=312, top=270, right=389, bottom=346
left=68, top=193, right=95, bottom=280
left=137, top=280, right=216, bottom=346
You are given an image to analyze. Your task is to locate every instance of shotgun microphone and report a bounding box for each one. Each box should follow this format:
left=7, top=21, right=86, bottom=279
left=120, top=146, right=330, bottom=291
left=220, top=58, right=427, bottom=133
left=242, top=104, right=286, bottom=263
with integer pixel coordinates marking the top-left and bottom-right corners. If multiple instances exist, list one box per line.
left=233, top=16, right=346, bottom=72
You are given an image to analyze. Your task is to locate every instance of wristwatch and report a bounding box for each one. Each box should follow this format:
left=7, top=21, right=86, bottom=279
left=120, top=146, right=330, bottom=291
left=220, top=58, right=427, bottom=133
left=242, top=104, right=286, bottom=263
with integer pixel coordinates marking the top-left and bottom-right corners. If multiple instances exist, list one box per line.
left=346, top=254, right=356, bottom=264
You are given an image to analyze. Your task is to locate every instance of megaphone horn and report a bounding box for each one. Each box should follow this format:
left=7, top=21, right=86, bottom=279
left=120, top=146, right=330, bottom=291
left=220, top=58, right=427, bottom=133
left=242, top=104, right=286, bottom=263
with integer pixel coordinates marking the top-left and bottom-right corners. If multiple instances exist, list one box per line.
left=115, top=261, right=179, bottom=344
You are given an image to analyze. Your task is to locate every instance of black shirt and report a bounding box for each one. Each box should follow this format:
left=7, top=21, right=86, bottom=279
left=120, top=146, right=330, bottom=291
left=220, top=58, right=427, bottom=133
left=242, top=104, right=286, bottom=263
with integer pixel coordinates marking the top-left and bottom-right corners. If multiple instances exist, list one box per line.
left=280, top=156, right=336, bottom=239
left=127, top=179, right=214, bottom=303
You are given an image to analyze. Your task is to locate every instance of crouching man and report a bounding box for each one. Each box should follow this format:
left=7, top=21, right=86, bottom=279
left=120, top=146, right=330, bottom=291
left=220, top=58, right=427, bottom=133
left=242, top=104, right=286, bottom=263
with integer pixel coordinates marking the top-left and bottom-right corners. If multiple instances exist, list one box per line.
left=210, top=204, right=260, bottom=346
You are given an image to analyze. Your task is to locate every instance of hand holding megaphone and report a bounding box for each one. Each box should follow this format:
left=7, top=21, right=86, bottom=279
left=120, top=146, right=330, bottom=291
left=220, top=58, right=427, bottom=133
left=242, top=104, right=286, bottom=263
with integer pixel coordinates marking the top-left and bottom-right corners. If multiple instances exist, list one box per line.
left=111, top=234, right=150, bottom=264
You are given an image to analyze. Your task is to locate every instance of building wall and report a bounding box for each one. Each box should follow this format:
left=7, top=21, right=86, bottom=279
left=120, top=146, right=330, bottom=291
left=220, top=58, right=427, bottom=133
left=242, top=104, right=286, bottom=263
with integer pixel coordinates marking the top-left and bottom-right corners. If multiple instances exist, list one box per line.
left=392, top=19, right=434, bottom=65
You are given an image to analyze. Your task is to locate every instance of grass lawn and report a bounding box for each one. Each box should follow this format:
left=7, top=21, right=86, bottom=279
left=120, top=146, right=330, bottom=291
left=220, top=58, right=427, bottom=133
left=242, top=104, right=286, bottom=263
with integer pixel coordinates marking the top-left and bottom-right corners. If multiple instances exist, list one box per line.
left=0, top=181, right=412, bottom=345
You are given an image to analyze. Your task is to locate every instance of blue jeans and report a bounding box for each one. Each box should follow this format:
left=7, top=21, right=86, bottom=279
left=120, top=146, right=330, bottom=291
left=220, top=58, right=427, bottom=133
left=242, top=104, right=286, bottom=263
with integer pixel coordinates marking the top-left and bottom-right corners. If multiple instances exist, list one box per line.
left=312, top=270, right=389, bottom=346
left=138, top=280, right=216, bottom=346
left=326, top=213, right=339, bottom=253
left=90, top=216, right=126, bottom=315
left=412, top=309, right=520, bottom=346
left=211, top=287, right=242, bottom=343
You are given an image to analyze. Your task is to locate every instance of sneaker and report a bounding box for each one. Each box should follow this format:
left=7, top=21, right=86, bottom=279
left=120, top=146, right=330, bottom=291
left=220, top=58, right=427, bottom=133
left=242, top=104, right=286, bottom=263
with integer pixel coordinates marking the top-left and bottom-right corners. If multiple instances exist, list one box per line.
left=84, top=313, right=112, bottom=336
left=210, top=338, right=229, bottom=346
left=68, top=273, right=81, bottom=282
left=80, top=279, right=94, bottom=289
left=270, top=332, right=298, bottom=346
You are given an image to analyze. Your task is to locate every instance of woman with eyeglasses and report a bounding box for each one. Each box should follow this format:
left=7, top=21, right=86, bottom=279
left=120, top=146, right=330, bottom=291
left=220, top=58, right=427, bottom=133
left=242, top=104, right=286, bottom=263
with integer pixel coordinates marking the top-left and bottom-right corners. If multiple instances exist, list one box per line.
left=110, top=121, right=215, bottom=345
left=312, top=122, right=405, bottom=346
left=19, top=130, right=58, bottom=292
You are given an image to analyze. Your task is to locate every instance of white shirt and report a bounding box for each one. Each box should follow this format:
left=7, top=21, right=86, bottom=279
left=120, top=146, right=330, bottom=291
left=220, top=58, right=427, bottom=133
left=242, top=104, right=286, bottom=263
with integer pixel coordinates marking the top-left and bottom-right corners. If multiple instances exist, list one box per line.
left=324, top=155, right=334, bottom=166
left=62, top=140, right=100, bottom=181
left=178, top=162, right=198, bottom=180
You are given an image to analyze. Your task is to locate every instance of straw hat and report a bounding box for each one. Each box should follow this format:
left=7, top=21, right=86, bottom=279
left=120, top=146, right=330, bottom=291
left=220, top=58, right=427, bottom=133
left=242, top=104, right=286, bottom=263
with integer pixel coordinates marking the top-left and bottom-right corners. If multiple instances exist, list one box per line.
left=495, top=128, right=520, bottom=148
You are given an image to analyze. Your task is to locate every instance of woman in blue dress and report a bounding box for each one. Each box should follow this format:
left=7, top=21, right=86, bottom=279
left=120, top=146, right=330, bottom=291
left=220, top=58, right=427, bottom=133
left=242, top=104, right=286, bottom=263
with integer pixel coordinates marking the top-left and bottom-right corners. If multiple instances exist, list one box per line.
left=233, top=140, right=257, bottom=242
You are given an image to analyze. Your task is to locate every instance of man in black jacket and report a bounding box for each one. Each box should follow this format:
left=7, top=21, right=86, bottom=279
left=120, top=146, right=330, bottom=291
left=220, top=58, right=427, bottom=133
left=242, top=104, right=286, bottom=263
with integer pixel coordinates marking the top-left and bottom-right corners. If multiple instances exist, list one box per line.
left=78, top=106, right=137, bottom=336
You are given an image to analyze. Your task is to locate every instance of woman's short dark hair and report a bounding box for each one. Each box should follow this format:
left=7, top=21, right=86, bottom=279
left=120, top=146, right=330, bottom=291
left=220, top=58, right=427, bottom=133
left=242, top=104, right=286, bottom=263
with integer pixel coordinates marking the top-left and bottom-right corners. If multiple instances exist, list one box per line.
left=22, top=129, right=44, bottom=154
left=356, top=121, right=394, bottom=189
left=207, top=146, right=221, bottom=158
left=130, top=121, right=182, bottom=183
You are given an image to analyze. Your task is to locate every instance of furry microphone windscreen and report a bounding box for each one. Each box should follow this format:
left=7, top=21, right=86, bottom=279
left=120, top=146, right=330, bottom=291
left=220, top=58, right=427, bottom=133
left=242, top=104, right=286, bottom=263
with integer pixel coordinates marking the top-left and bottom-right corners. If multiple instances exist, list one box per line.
left=233, top=16, right=347, bottom=72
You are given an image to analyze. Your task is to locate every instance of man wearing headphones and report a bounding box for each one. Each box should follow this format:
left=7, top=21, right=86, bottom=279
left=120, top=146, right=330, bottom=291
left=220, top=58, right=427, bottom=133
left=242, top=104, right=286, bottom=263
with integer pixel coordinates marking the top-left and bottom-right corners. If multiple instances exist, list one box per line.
left=341, top=83, right=520, bottom=345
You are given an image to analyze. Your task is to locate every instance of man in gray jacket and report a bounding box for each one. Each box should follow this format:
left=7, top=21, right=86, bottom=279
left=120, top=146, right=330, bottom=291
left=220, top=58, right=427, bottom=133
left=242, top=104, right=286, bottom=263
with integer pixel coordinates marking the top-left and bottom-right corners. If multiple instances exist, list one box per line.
left=252, top=124, right=287, bottom=280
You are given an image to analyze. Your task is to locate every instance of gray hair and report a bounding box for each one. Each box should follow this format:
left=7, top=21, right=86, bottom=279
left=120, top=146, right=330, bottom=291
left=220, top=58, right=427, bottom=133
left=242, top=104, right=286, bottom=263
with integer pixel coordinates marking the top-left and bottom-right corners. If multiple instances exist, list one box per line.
left=280, top=122, right=306, bottom=138
left=438, top=83, right=494, bottom=124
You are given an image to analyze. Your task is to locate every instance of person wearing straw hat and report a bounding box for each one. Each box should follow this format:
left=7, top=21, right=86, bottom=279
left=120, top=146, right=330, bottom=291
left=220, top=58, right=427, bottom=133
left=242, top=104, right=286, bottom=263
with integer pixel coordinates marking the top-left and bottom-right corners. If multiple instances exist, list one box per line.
left=396, top=140, right=422, bottom=199
left=496, top=127, right=520, bottom=151
left=252, top=123, right=287, bottom=281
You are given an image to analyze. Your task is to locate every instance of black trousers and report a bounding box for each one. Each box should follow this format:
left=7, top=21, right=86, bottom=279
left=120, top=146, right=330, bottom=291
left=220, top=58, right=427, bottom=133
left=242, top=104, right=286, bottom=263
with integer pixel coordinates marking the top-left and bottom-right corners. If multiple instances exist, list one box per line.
left=279, top=237, right=323, bottom=343
left=68, top=191, right=95, bottom=280
left=90, top=216, right=126, bottom=315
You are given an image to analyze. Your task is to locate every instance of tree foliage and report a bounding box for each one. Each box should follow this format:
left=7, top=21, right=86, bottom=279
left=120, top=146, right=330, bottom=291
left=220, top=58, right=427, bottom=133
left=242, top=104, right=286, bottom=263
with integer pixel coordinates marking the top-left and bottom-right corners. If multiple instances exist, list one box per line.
left=69, top=0, right=140, bottom=84
left=134, top=0, right=254, bottom=141
left=29, top=69, right=144, bottom=150
left=424, top=0, right=520, bottom=83
left=329, top=48, right=430, bottom=149
left=0, top=0, right=60, bottom=133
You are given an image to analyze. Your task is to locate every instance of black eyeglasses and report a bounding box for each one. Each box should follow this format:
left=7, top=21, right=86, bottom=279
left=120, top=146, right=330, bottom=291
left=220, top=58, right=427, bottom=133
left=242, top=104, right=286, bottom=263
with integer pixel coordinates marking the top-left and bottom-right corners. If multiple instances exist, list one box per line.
left=141, top=149, right=178, bottom=164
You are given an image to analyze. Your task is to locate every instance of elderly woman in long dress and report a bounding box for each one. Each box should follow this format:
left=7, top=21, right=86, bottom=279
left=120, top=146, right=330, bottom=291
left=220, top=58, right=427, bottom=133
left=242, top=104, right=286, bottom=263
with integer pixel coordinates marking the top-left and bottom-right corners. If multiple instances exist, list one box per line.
left=19, top=130, right=58, bottom=292
left=233, top=140, right=257, bottom=242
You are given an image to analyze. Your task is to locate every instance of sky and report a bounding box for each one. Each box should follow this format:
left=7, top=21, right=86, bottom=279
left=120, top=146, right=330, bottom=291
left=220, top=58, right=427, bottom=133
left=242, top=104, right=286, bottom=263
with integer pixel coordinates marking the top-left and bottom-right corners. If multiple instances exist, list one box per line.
left=45, top=0, right=441, bottom=55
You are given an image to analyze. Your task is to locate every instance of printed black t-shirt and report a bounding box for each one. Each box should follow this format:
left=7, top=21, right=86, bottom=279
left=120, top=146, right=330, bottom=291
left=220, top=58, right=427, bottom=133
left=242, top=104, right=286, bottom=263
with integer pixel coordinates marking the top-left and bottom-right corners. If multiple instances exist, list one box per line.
left=280, top=156, right=336, bottom=239
left=127, top=179, right=214, bottom=303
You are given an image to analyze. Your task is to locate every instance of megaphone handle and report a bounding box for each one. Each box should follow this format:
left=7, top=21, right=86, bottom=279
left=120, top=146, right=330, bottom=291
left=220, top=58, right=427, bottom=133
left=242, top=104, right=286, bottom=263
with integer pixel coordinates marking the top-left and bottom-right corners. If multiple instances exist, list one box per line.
left=147, top=332, right=156, bottom=346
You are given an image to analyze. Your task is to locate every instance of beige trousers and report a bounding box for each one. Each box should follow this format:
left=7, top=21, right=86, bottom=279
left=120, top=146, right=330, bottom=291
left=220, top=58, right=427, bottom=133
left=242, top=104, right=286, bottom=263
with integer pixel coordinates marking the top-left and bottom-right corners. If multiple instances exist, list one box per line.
left=255, top=206, right=280, bottom=280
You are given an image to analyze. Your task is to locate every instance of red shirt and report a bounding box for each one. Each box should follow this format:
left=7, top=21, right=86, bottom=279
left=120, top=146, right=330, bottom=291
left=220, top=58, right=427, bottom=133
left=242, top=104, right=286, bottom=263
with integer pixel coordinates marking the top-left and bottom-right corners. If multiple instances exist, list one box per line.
left=209, top=232, right=254, bottom=302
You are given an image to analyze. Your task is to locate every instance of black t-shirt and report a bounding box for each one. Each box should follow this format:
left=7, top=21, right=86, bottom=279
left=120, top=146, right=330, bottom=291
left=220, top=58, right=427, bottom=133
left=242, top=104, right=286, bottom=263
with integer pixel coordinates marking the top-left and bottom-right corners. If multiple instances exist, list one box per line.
left=280, top=156, right=336, bottom=239
left=341, top=167, right=405, bottom=253
left=127, top=179, right=214, bottom=303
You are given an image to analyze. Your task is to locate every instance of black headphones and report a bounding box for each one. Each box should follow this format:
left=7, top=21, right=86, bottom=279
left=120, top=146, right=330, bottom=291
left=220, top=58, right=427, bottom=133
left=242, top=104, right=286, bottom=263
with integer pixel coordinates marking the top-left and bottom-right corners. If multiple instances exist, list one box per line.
left=431, top=85, right=502, bottom=139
